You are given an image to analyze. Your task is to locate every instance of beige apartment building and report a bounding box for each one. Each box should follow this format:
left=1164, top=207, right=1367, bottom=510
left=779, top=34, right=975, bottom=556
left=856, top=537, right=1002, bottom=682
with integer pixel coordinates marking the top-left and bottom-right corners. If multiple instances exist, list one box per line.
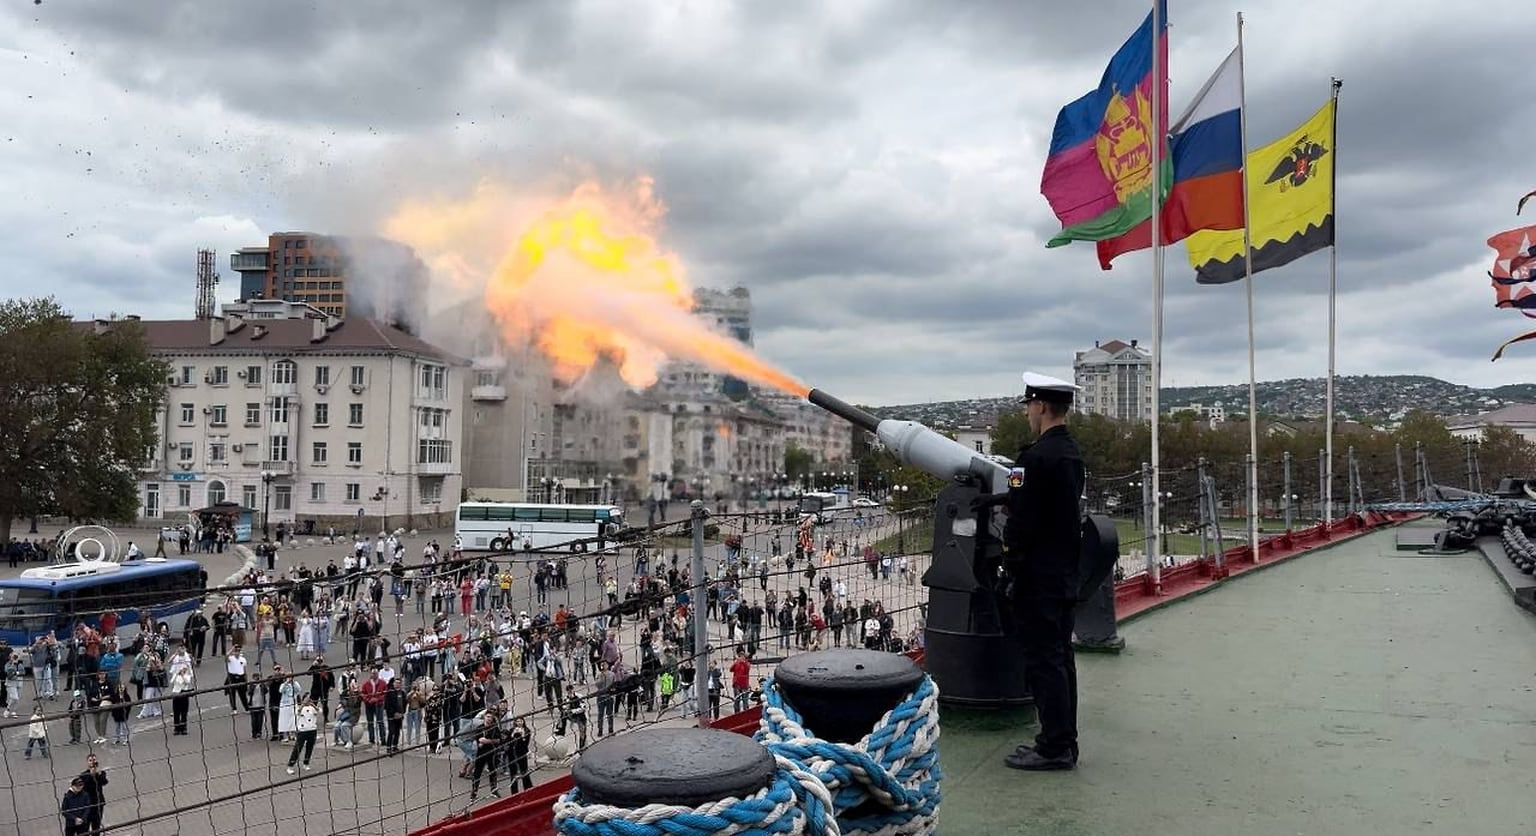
left=105, top=301, right=465, bottom=534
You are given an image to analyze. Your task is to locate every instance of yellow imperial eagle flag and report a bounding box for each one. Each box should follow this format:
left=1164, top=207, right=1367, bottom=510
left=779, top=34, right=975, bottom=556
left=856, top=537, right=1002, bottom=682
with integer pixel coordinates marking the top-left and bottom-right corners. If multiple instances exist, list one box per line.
left=1185, top=100, right=1335, bottom=284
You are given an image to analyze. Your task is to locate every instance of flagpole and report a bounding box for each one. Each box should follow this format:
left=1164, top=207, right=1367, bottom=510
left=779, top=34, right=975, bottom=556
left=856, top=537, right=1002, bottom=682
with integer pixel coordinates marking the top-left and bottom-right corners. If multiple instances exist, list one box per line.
left=1148, top=0, right=1165, bottom=590
left=1238, top=13, right=1258, bottom=563
left=1324, top=77, right=1342, bottom=526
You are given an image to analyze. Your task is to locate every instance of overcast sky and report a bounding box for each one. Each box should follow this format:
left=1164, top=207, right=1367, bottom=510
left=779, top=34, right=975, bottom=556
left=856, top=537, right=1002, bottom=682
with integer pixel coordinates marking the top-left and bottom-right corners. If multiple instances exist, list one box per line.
left=3, top=0, right=1533, bottom=405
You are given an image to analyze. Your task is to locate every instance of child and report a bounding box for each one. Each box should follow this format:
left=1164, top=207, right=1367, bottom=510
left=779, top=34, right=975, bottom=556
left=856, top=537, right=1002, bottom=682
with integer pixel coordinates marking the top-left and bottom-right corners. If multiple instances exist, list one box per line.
left=24, top=706, right=49, bottom=759
left=66, top=691, right=85, bottom=745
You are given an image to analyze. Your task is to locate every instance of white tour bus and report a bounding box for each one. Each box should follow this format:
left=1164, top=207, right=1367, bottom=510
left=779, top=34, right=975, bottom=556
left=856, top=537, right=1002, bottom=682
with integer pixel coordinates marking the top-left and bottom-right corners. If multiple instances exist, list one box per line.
left=454, top=501, right=625, bottom=552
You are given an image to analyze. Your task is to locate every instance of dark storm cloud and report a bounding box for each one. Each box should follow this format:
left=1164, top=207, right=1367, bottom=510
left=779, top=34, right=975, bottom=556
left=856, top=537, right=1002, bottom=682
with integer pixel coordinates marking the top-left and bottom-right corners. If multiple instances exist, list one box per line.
left=4, top=0, right=1536, bottom=404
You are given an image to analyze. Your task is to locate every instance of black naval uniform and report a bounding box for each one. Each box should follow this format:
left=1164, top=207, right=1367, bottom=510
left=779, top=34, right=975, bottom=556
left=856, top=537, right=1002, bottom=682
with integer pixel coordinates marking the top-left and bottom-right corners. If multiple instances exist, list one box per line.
left=989, top=424, right=1085, bottom=763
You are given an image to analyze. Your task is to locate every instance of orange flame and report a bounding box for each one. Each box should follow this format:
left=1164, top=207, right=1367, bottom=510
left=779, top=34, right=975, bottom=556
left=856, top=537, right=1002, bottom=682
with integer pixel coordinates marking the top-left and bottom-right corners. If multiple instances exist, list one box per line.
left=386, top=179, right=807, bottom=396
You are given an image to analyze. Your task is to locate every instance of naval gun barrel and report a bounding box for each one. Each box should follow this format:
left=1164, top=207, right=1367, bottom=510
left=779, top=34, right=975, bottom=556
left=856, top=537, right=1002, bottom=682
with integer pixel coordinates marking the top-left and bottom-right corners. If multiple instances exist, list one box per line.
left=807, top=388, right=1008, bottom=489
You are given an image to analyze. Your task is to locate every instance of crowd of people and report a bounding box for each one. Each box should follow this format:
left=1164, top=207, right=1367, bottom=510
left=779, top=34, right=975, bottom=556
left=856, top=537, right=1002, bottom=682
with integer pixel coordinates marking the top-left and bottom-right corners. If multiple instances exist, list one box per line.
left=2, top=510, right=921, bottom=833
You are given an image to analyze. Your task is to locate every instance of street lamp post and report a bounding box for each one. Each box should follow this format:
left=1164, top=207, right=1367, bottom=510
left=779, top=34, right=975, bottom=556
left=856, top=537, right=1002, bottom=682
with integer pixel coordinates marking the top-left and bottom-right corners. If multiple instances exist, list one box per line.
left=260, top=469, right=275, bottom=538
left=892, top=484, right=909, bottom=552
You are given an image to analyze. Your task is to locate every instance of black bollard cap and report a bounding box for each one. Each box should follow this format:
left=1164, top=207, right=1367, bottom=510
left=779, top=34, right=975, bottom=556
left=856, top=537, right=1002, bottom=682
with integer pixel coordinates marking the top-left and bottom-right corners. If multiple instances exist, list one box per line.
left=774, top=649, right=924, bottom=744
left=572, top=728, right=776, bottom=808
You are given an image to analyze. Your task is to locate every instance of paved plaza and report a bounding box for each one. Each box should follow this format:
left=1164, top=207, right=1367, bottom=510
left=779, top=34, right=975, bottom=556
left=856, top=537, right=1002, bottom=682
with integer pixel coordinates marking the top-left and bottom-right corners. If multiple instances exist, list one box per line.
left=0, top=508, right=927, bottom=835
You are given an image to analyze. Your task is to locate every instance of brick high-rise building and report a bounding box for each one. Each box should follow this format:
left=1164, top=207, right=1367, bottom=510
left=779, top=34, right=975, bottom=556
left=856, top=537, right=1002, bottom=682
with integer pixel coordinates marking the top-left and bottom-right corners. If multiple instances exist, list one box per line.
left=229, top=232, right=429, bottom=328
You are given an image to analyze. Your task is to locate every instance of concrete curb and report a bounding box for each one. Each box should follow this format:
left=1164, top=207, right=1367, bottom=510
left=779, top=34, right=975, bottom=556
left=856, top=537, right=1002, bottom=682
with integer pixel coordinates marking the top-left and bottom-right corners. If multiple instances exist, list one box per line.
left=224, top=544, right=258, bottom=587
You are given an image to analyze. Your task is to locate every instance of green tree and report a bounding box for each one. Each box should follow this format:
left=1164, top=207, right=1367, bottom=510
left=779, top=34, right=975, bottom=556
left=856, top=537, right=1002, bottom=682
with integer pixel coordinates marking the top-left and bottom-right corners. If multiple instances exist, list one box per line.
left=1471, top=424, right=1536, bottom=487
left=989, top=409, right=1035, bottom=457
left=0, top=300, right=167, bottom=543
left=783, top=442, right=814, bottom=481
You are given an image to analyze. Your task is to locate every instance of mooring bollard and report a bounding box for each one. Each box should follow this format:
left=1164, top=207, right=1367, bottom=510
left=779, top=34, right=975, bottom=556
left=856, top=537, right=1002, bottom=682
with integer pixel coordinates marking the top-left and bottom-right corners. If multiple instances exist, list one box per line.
left=758, top=649, right=942, bottom=835
left=553, top=727, right=837, bottom=836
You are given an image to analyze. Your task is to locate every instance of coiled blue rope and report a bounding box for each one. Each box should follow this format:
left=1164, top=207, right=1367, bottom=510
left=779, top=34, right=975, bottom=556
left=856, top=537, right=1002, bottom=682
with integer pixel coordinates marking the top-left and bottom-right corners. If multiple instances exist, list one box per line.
left=551, top=752, right=840, bottom=836
left=756, top=675, right=942, bottom=836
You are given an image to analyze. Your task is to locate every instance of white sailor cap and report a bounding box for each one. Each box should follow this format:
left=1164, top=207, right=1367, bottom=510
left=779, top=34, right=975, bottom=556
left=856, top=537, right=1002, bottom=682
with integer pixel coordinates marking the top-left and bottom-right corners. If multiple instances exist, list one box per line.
left=1020, top=371, right=1079, bottom=405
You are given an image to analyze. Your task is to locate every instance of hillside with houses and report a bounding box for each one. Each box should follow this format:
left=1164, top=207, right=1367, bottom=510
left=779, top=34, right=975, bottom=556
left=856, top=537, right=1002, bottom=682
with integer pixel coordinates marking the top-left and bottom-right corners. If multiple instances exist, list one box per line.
left=870, top=375, right=1536, bottom=430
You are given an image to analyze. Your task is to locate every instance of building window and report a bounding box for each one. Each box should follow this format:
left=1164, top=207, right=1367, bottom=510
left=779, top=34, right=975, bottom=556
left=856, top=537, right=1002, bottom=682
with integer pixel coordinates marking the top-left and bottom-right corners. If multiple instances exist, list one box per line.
left=180, top=366, right=196, bottom=386
left=315, top=366, right=330, bottom=386
left=274, top=485, right=292, bottom=511
left=419, top=364, right=446, bottom=399
left=272, top=360, right=296, bottom=385
left=310, top=482, right=325, bottom=502
left=207, top=480, right=226, bottom=505
left=417, top=439, right=452, bottom=465
left=180, top=403, right=195, bottom=425
left=245, top=403, right=261, bottom=426
left=270, top=435, right=289, bottom=462
left=243, top=484, right=257, bottom=508
left=419, top=479, right=442, bottom=504
left=312, top=441, right=328, bottom=464
left=974, top=440, right=984, bottom=453
left=314, top=403, right=329, bottom=426
left=347, top=442, right=362, bottom=464
left=270, top=398, right=289, bottom=424
left=210, top=366, right=229, bottom=386
left=209, top=442, right=227, bottom=462
left=476, top=371, right=498, bottom=387
left=177, top=485, right=191, bottom=507
left=419, top=407, right=447, bottom=430
left=345, top=483, right=360, bottom=502
left=350, top=365, right=366, bottom=387
left=178, top=443, right=194, bottom=462
left=245, top=365, right=262, bottom=385
left=210, top=404, right=227, bottom=426
left=348, top=403, right=363, bottom=426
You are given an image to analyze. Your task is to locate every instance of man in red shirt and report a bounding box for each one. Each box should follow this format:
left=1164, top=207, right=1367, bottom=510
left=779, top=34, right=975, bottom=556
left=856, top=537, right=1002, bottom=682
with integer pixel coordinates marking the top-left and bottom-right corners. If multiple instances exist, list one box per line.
left=729, top=650, right=752, bottom=713
left=358, top=668, right=387, bottom=746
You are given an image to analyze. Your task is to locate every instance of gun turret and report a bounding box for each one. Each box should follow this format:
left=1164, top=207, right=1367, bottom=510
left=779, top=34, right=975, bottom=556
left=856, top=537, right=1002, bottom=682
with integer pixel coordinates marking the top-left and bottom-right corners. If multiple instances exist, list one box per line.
left=806, top=387, right=1124, bottom=706
left=806, top=389, right=1009, bottom=491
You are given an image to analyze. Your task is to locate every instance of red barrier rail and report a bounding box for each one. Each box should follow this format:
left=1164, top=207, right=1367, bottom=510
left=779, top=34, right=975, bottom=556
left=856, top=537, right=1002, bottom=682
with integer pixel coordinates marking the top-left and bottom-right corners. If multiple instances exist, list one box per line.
left=411, top=514, right=1416, bottom=836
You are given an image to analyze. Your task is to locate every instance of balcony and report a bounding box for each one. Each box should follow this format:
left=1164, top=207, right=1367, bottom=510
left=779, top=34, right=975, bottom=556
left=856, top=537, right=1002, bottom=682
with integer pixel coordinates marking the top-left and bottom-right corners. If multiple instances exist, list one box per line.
left=471, top=384, right=507, bottom=402
left=471, top=354, right=507, bottom=372
left=230, top=251, right=269, bottom=271
left=416, top=461, right=454, bottom=475
left=260, top=461, right=295, bottom=476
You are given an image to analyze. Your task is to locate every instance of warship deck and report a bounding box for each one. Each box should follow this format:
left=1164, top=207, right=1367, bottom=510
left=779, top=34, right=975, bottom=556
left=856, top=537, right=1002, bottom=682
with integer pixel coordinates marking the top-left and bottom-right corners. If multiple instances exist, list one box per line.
left=937, top=524, right=1536, bottom=835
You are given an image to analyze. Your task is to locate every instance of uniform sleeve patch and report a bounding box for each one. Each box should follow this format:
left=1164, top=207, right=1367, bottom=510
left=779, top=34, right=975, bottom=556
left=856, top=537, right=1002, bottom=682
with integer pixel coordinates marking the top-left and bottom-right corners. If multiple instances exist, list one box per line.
left=1007, top=468, right=1026, bottom=489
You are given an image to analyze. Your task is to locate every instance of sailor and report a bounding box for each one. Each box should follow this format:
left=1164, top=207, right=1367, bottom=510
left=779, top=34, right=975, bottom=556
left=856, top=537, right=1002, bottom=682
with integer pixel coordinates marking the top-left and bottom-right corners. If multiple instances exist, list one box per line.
left=972, top=371, right=1085, bottom=771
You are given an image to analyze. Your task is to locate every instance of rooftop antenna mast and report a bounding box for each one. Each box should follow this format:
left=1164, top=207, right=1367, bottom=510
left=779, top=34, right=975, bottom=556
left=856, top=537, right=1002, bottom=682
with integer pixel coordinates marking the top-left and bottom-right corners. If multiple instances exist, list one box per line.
left=195, top=248, right=220, bottom=319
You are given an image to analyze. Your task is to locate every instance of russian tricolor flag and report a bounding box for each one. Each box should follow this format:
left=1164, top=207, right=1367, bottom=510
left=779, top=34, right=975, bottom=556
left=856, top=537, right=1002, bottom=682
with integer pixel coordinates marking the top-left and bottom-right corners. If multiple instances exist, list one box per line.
left=1097, top=47, right=1246, bottom=270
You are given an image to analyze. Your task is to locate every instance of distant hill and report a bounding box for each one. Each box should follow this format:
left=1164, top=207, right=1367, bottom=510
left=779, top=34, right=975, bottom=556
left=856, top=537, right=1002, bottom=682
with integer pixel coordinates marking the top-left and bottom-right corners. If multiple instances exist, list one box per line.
left=869, top=374, right=1535, bottom=428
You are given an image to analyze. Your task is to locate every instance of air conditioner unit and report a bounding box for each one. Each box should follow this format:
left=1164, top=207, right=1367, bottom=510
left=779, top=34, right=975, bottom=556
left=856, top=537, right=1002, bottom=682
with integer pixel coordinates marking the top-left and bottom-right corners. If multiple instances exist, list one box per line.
left=349, top=384, right=365, bottom=394
left=315, top=384, right=328, bottom=394
left=232, top=444, right=243, bottom=452
left=178, top=462, right=194, bottom=470
left=202, top=407, right=212, bottom=415
left=204, top=373, right=215, bottom=384
left=165, top=375, right=178, bottom=386
left=167, top=441, right=178, bottom=450
left=237, top=370, right=246, bottom=379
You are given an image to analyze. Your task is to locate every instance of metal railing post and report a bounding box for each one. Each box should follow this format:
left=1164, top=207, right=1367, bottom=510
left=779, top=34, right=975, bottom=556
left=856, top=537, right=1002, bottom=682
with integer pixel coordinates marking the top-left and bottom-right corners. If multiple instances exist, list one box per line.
left=1282, top=451, right=1293, bottom=531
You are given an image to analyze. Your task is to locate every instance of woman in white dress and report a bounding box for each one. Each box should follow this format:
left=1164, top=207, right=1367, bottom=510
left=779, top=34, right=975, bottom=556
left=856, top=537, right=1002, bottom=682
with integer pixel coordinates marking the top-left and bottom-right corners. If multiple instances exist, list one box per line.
left=277, top=672, right=302, bottom=742
left=295, top=610, right=316, bottom=660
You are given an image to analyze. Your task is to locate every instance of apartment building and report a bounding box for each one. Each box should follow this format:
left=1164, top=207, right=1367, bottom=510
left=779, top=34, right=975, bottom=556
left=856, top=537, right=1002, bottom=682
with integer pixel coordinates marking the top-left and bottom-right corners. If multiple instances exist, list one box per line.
left=1073, top=338, right=1154, bottom=422
left=104, top=302, right=464, bottom=533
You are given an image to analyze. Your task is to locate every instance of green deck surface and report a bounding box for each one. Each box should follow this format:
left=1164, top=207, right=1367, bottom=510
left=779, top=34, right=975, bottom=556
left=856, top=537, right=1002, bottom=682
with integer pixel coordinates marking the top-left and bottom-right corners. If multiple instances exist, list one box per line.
left=936, top=526, right=1536, bottom=835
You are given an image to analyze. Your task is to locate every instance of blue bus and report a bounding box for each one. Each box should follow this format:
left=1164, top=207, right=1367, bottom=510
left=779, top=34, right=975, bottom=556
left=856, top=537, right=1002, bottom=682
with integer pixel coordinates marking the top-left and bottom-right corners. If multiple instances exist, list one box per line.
left=0, top=558, right=206, bottom=650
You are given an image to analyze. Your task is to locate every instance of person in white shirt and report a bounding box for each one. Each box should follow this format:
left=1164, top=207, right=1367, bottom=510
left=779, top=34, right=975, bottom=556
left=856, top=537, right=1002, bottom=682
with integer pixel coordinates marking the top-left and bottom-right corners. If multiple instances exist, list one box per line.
left=225, top=647, right=250, bottom=712
left=377, top=662, right=396, bottom=686
left=286, top=695, right=321, bottom=773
